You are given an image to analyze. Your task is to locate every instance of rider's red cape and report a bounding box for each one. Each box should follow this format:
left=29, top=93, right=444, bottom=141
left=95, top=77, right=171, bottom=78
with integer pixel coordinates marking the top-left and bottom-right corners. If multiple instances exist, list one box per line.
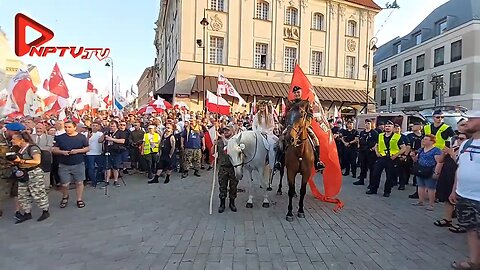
left=288, top=65, right=344, bottom=211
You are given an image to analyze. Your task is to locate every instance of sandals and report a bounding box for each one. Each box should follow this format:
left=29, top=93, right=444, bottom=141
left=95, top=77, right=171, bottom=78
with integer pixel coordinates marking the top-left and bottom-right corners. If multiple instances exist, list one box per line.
left=434, top=218, right=452, bottom=227
left=451, top=261, right=480, bottom=270
left=76, top=200, right=86, bottom=208
left=59, top=196, right=69, bottom=208
left=449, top=224, right=467, bottom=234
left=412, top=202, right=424, bottom=206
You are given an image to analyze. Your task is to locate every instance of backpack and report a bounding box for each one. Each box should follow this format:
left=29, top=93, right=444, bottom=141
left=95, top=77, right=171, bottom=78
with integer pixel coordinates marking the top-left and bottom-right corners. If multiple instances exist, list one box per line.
left=458, top=139, right=480, bottom=162
left=28, top=145, right=52, bottom=172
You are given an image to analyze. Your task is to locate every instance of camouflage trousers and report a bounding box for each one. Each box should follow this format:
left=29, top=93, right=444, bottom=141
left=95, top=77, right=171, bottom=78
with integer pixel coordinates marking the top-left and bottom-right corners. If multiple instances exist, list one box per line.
left=183, top=148, right=202, bottom=171
left=218, top=166, right=238, bottom=200
left=18, top=168, right=49, bottom=213
left=456, top=195, right=480, bottom=235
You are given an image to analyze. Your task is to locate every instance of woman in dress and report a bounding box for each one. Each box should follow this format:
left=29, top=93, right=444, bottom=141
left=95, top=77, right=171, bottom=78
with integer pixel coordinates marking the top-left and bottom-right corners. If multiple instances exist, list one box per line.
left=252, top=100, right=278, bottom=170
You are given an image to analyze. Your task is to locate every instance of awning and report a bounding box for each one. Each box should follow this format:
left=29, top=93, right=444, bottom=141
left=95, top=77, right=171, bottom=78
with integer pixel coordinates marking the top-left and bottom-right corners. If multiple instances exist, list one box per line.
left=155, top=78, right=175, bottom=95
left=191, top=75, right=375, bottom=105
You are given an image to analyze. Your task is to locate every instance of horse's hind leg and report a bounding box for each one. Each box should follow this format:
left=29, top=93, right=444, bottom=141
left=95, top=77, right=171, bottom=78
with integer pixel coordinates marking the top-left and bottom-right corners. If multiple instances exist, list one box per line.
left=262, top=168, right=270, bottom=208
left=298, top=175, right=308, bottom=218
left=277, top=167, right=284, bottom=195
left=286, top=173, right=295, bottom=222
left=246, top=171, right=254, bottom=208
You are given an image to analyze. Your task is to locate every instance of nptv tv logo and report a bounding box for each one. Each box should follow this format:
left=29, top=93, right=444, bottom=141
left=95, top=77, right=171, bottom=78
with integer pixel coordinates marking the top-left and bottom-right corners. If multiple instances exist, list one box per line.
left=14, top=13, right=110, bottom=61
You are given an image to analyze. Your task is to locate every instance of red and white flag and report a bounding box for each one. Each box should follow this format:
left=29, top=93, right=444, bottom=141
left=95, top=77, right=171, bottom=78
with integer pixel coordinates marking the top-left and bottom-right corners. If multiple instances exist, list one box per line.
left=252, top=96, right=257, bottom=114
left=87, top=80, right=98, bottom=94
left=204, top=125, right=217, bottom=163
left=46, top=63, right=70, bottom=98
left=281, top=98, right=286, bottom=116
left=217, top=74, right=246, bottom=106
left=206, top=90, right=230, bottom=115
left=4, top=69, right=39, bottom=116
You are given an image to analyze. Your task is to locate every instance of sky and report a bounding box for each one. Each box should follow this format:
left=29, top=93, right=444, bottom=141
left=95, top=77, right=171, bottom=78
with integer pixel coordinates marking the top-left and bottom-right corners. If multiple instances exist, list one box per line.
left=0, top=0, right=449, bottom=99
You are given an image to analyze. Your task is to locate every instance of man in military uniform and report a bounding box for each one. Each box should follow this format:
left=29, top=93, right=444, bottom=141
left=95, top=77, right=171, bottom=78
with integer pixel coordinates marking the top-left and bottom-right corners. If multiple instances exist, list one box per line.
left=366, top=120, right=407, bottom=197
left=283, top=86, right=324, bottom=171
left=216, top=125, right=238, bottom=213
left=354, top=119, right=378, bottom=186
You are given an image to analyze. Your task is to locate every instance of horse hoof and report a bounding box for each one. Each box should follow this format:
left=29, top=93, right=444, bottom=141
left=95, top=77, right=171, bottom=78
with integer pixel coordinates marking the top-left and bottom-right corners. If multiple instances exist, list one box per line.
left=267, top=187, right=272, bottom=191
left=276, top=191, right=282, bottom=196
left=298, top=212, right=305, bottom=218
left=246, top=203, right=253, bottom=208
left=262, top=202, right=270, bottom=208
left=286, top=216, right=294, bottom=222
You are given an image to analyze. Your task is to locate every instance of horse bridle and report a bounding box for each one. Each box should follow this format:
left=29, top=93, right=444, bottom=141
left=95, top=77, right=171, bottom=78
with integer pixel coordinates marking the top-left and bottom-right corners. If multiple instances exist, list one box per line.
left=288, top=110, right=308, bottom=146
left=231, top=132, right=260, bottom=168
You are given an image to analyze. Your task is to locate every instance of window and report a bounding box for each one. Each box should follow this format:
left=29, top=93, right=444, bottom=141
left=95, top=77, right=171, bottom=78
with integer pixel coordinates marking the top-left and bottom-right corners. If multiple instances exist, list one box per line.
left=391, top=65, right=397, bottom=80
left=254, top=43, right=268, bottom=69
left=415, top=80, right=424, bottom=101
left=416, top=54, right=425, bottom=72
left=311, top=51, right=323, bottom=75
left=284, top=47, right=297, bottom=72
left=209, top=36, right=224, bottom=64
left=390, top=87, right=397, bottom=104
left=415, top=33, right=422, bottom=45
left=449, top=71, right=461, bottom=96
left=381, top=68, right=388, bottom=83
left=434, top=47, right=444, bottom=67
left=451, top=40, right=462, bottom=62
left=347, top=20, right=357, bottom=36
left=211, top=0, right=225, bottom=11
left=403, top=83, right=411, bottom=103
left=396, top=43, right=401, bottom=54
left=404, top=59, right=412, bottom=76
left=312, top=13, right=324, bottom=30
left=431, top=75, right=444, bottom=99
left=345, top=56, right=356, bottom=79
left=380, top=89, right=387, bottom=106
left=256, top=1, right=269, bottom=20
left=285, top=7, right=298, bottom=26
left=437, top=19, right=447, bottom=35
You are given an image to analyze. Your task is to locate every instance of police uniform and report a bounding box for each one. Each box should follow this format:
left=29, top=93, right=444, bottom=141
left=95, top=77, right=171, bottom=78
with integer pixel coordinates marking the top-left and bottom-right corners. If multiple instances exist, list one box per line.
left=354, top=121, right=378, bottom=185
left=367, top=121, right=406, bottom=197
left=340, top=125, right=359, bottom=177
left=217, top=127, right=238, bottom=213
left=423, top=123, right=455, bottom=150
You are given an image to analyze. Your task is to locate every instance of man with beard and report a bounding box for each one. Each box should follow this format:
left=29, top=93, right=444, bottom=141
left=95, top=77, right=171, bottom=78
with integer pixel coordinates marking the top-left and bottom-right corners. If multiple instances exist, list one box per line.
left=216, top=125, right=238, bottom=213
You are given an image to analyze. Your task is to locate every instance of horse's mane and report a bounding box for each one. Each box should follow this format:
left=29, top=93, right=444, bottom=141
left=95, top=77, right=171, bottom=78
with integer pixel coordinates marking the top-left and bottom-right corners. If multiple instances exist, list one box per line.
left=289, top=100, right=310, bottom=112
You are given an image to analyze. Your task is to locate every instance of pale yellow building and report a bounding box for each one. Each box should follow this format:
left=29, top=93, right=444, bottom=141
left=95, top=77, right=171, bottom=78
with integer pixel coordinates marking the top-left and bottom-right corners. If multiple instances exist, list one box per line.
left=154, top=0, right=381, bottom=116
left=137, top=66, right=155, bottom=107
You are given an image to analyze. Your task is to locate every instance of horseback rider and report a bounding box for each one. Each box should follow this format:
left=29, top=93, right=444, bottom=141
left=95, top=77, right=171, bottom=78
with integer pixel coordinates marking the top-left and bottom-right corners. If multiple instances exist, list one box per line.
left=252, top=100, right=278, bottom=170
left=280, top=86, right=324, bottom=171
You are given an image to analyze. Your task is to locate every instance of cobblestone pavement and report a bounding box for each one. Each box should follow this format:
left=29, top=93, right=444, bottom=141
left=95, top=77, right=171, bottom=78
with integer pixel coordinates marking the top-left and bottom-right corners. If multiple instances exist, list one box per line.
left=0, top=170, right=468, bottom=270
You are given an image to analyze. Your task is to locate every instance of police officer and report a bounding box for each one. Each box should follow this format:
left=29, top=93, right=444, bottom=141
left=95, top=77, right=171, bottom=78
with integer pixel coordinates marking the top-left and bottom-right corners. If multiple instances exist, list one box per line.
left=375, top=121, right=385, bottom=134
left=354, top=119, right=378, bottom=185
left=340, top=121, right=359, bottom=177
left=407, top=121, right=425, bottom=199
left=216, top=125, right=238, bottom=213
left=424, top=110, right=455, bottom=150
left=331, top=119, right=344, bottom=169
left=366, top=120, right=407, bottom=197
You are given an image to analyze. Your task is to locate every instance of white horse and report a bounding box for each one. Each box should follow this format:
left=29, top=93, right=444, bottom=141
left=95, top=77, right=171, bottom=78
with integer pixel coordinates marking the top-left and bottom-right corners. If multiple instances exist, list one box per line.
left=226, top=130, right=271, bottom=208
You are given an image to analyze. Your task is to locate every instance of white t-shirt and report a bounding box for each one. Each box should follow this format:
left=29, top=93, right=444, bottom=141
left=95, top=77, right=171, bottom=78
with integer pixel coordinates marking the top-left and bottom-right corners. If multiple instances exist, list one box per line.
left=87, top=131, right=103, bottom=156
left=456, top=139, right=480, bottom=201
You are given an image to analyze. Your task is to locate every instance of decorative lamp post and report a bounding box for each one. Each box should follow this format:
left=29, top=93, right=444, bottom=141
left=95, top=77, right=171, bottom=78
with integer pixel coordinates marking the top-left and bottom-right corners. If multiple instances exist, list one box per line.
left=105, top=57, right=114, bottom=112
left=363, top=37, right=378, bottom=114
left=199, top=11, right=209, bottom=115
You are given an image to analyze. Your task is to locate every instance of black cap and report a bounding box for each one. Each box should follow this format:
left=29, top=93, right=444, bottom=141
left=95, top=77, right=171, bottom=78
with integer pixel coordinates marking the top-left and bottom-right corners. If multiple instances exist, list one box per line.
left=385, top=120, right=394, bottom=126
left=433, top=109, right=443, bottom=116
left=412, top=121, right=422, bottom=125
left=293, top=86, right=302, bottom=92
left=394, top=123, right=400, bottom=128
left=365, top=119, right=372, bottom=123
left=377, top=121, right=385, bottom=126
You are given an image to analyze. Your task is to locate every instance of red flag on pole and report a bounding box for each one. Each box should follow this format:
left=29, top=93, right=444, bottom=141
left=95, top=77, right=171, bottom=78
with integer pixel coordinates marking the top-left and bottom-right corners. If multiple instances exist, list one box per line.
left=288, top=65, right=343, bottom=210
left=48, top=63, right=70, bottom=98
left=87, top=80, right=98, bottom=94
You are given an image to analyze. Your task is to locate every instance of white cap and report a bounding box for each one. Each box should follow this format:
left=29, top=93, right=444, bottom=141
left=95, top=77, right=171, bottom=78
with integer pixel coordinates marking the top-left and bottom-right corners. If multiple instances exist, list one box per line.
left=463, top=111, right=480, bottom=118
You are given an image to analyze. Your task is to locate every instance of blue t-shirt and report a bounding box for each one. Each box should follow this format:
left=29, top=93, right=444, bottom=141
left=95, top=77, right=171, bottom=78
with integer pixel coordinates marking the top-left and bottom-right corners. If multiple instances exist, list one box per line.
left=182, top=129, right=203, bottom=149
left=418, top=147, right=442, bottom=167
left=54, top=133, right=89, bottom=165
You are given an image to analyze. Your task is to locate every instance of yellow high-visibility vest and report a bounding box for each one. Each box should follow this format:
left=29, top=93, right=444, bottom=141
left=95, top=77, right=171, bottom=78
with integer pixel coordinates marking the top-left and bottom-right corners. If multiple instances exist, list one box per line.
left=424, top=124, right=449, bottom=150
left=377, top=133, right=401, bottom=157
left=143, top=133, right=160, bottom=154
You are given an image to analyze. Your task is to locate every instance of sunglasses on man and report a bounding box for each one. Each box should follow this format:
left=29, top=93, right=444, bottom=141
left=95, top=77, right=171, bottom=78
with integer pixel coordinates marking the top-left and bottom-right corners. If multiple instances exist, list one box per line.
left=435, top=116, right=445, bottom=119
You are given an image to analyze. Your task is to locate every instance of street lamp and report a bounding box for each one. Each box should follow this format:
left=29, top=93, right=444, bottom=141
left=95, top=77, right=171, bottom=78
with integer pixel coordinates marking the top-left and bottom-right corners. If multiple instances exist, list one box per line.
left=105, top=57, right=114, bottom=112
left=363, top=37, right=378, bottom=113
left=199, top=10, right=209, bottom=115
left=430, top=72, right=446, bottom=107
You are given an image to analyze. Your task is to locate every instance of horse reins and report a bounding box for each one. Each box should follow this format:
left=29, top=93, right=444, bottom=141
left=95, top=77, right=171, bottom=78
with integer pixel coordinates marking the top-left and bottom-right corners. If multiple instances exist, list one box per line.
left=231, top=132, right=265, bottom=168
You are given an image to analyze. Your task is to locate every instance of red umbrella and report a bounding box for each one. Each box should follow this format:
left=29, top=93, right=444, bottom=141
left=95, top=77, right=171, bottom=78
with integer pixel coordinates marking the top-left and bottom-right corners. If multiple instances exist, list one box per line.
left=137, top=105, right=163, bottom=114
left=148, top=98, right=172, bottom=109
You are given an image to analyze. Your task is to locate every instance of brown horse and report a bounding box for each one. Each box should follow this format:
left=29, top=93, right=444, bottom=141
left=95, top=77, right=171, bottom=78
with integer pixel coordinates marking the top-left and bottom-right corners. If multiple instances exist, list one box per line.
left=284, top=101, right=314, bottom=222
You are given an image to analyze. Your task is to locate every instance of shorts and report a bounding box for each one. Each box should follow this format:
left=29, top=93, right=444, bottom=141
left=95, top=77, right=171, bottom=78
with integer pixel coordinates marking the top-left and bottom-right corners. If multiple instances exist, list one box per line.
left=416, top=177, right=437, bottom=189
left=106, top=152, right=123, bottom=170
left=157, top=157, right=173, bottom=171
left=58, top=163, right=86, bottom=184
left=456, top=195, right=480, bottom=234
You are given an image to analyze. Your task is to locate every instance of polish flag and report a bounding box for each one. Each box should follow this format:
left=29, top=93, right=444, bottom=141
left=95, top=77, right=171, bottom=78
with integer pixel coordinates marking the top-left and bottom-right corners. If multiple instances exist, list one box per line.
left=288, top=64, right=343, bottom=211
left=151, top=97, right=173, bottom=109
left=281, top=98, right=286, bottom=116
left=86, top=80, right=98, bottom=94
left=4, top=69, right=37, bottom=116
left=204, top=125, right=217, bottom=164
left=206, top=90, right=230, bottom=115
left=47, top=63, right=70, bottom=98
left=103, top=95, right=112, bottom=106
left=217, top=74, right=246, bottom=106
left=252, top=96, right=257, bottom=114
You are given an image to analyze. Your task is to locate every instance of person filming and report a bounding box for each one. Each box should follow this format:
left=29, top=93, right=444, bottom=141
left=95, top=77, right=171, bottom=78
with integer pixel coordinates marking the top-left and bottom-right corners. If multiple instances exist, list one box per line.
left=100, top=121, right=127, bottom=188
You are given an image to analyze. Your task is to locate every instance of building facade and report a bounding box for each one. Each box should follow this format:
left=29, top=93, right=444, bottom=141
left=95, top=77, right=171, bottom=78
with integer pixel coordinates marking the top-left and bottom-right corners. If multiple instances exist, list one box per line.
left=154, top=0, right=380, bottom=115
left=374, top=0, right=480, bottom=111
left=137, top=66, right=155, bottom=107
